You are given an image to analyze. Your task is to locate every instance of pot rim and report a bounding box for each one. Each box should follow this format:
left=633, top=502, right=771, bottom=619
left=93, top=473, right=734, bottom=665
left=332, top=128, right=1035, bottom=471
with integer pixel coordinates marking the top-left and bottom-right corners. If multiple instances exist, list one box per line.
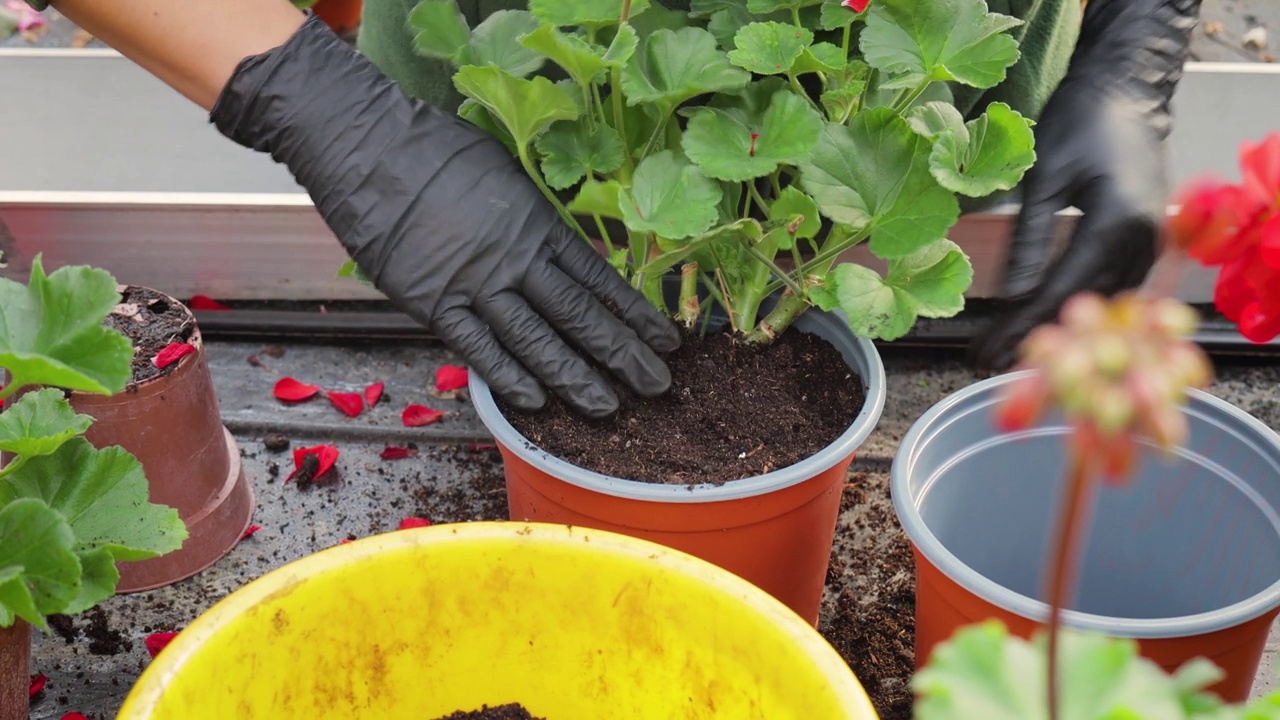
left=469, top=309, right=887, bottom=503
left=69, top=284, right=201, bottom=397
left=891, top=369, right=1280, bottom=638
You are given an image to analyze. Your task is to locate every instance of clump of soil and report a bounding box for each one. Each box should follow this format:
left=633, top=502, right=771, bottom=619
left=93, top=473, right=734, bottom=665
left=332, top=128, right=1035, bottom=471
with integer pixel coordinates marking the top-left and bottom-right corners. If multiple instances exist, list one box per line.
left=432, top=704, right=543, bottom=720
left=498, top=328, right=866, bottom=485
left=104, top=286, right=195, bottom=384
left=83, top=606, right=133, bottom=656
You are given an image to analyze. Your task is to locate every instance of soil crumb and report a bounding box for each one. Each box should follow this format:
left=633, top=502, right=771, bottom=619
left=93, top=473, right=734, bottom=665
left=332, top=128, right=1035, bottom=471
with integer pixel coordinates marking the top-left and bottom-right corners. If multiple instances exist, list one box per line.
left=431, top=704, right=543, bottom=719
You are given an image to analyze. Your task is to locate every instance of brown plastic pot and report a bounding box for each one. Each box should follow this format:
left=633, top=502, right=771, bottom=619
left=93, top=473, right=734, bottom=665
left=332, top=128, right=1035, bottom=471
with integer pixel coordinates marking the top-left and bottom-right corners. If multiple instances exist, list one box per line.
left=311, top=0, right=363, bottom=33
left=0, top=622, right=28, bottom=720
left=892, top=371, right=1280, bottom=702
left=67, top=288, right=255, bottom=592
left=469, top=305, right=887, bottom=626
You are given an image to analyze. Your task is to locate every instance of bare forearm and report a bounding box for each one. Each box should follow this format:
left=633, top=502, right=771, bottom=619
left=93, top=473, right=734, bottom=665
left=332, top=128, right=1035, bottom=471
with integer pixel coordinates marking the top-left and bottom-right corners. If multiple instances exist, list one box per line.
left=50, top=0, right=306, bottom=110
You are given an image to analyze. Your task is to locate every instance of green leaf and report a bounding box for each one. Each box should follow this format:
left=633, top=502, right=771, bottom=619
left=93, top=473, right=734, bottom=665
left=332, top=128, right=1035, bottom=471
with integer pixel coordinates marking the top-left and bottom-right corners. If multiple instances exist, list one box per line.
left=706, top=6, right=754, bottom=51
left=3, top=437, right=187, bottom=563
left=819, top=0, right=858, bottom=30
left=467, top=10, right=545, bottom=77
left=913, top=621, right=1195, bottom=720
left=0, top=256, right=133, bottom=396
left=684, top=88, right=823, bottom=181
left=825, top=240, right=970, bottom=340
left=906, top=100, right=968, bottom=141
left=799, top=109, right=959, bottom=257
left=453, top=65, right=579, bottom=151
left=520, top=25, right=608, bottom=87
left=928, top=102, right=1036, bottom=197
left=689, top=0, right=742, bottom=16
left=529, top=0, right=651, bottom=27
left=747, top=0, right=807, bottom=12
left=602, top=24, right=639, bottom=67
left=820, top=58, right=870, bottom=121
left=408, top=0, right=471, bottom=64
left=769, top=186, right=821, bottom=239
left=0, top=389, right=93, bottom=459
left=535, top=120, right=625, bottom=189
left=860, top=0, right=1022, bottom=90
left=728, top=21, right=814, bottom=75
left=620, top=150, right=722, bottom=240
left=793, top=41, right=845, bottom=75
left=621, top=27, right=751, bottom=114
left=336, top=259, right=375, bottom=288
left=569, top=178, right=625, bottom=220
left=628, top=2, right=691, bottom=38
left=63, top=547, right=118, bottom=616
left=0, top=498, right=79, bottom=631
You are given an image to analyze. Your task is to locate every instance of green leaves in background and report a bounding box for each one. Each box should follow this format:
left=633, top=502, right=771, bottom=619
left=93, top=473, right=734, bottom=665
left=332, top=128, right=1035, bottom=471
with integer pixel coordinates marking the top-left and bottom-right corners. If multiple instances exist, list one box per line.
left=622, top=27, right=751, bottom=115
left=536, top=119, right=626, bottom=189
left=683, top=88, right=823, bottom=182
left=860, top=0, right=1023, bottom=90
left=620, top=151, right=723, bottom=239
left=799, top=108, right=958, bottom=258
left=410, top=3, right=544, bottom=77
left=0, top=499, right=78, bottom=630
left=0, top=256, right=132, bottom=397
left=817, top=239, right=971, bottom=341
left=453, top=65, right=579, bottom=152
left=728, top=21, right=814, bottom=75
left=529, top=0, right=651, bottom=27
left=908, top=101, right=1036, bottom=197
left=769, top=186, right=821, bottom=245
left=0, top=389, right=93, bottom=460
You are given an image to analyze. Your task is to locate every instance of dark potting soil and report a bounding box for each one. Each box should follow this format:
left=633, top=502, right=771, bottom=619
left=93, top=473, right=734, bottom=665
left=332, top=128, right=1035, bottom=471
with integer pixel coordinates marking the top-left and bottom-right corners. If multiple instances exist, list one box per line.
left=431, top=704, right=544, bottom=720
left=83, top=606, right=133, bottom=656
left=497, top=328, right=866, bottom=485
left=104, top=286, right=196, bottom=385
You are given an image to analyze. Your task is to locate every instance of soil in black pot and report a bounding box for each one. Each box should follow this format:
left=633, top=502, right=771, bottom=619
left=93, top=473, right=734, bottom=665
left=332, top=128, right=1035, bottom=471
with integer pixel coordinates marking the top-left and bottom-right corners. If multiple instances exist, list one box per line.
left=431, top=704, right=544, bottom=719
left=104, top=286, right=196, bottom=385
left=497, top=328, right=866, bottom=485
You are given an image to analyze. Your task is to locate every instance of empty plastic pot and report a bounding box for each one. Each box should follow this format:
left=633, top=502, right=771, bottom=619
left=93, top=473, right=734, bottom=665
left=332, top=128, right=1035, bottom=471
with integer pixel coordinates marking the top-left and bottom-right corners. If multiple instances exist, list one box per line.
left=892, top=371, right=1280, bottom=702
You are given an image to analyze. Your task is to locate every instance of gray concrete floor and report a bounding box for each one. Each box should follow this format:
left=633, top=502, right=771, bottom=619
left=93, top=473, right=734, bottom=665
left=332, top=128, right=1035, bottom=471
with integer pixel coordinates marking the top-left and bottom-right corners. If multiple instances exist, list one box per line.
left=18, top=341, right=1280, bottom=718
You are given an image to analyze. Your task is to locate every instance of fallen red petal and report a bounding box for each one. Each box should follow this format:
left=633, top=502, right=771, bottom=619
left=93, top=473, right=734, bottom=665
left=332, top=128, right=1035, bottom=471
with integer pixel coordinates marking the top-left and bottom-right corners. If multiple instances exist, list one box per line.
left=189, top=295, right=231, bottom=311
left=239, top=524, right=262, bottom=541
left=326, top=391, right=365, bottom=417
left=151, top=342, right=196, bottom=369
left=145, top=632, right=179, bottom=659
left=364, top=381, right=385, bottom=407
left=402, top=404, right=445, bottom=427
left=61, top=714, right=89, bottom=720
left=398, top=517, right=432, bottom=530
left=380, top=445, right=418, bottom=460
left=435, top=365, right=469, bottom=392
left=339, top=537, right=353, bottom=544
left=30, top=673, right=46, bottom=698
left=287, top=444, right=340, bottom=482
left=273, top=377, right=322, bottom=402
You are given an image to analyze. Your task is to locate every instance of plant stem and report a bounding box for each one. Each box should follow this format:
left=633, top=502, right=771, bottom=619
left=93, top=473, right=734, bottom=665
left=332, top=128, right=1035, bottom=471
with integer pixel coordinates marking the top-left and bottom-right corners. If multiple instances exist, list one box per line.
left=620, top=0, right=632, bottom=21
left=748, top=287, right=810, bottom=343
left=592, top=213, right=615, bottom=255
left=787, top=73, right=823, bottom=114
left=639, top=115, right=670, bottom=160
left=791, top=5, right=803, bottom=26
left=765, top=224, right=865, bottom=296
left=841, top=23, right=851, bottom=56
left=1044, top=452, right=1100, bottom=720
left=517, top=146, right=589, bottom=241
left=770, top=170, right=784, bottom=198
left=749, top=181, right=772, bottom=217
left=743, top=242, right=804, bottom=299
left=891, top=78, right=932, bottom=114
left=678, top=262, right=700, bottom=327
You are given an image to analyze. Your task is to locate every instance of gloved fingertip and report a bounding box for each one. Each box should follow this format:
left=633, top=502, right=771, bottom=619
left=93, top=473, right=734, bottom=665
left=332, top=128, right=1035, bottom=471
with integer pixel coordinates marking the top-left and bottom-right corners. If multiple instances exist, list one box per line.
left=649, top=321, right=683, bottom=354
left=570, top=382, right=620, bottom=420
left=497, top=382, right=548, bottom=414
left=629, top=358, right=673, bottom=399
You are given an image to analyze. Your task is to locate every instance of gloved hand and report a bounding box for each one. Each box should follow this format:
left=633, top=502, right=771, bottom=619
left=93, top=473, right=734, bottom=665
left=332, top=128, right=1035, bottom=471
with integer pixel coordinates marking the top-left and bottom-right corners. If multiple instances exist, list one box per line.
left=968, top=0, right=1202, bottom=372
left=210, top=15, right=680, bottom=419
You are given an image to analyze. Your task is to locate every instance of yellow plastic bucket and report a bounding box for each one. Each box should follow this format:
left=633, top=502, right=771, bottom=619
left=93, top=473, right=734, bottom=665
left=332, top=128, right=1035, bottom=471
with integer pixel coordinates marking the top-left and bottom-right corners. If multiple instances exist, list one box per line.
left=119, top=522, right=878, bottom=719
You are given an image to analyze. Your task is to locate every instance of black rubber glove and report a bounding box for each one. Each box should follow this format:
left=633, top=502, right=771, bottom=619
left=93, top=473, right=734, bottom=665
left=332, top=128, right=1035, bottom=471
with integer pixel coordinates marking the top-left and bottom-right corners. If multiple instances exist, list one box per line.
left=210, top=15, right=680, bottom=419
left=969, top=0, right=1201, bottom=372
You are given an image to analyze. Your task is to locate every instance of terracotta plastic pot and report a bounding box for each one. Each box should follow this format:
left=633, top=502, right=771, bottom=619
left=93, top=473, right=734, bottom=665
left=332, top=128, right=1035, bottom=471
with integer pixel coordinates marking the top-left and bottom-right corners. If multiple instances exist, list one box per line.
left=0, top=622, right=28, bottom=720
left=119, top=523, right=880, bottom=719
left=311, top=0, right=363, bottom=33
left=68, top=287, right=255, bottom=592
left=469, top=305, right=886, bottom=626
left=892, top=371, right=1280, bottom=702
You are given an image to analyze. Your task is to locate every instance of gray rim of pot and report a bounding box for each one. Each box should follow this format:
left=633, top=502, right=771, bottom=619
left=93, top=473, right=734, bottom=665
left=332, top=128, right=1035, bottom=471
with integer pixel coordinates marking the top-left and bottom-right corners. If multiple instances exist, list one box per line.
left=469, top=309, right=888, bottom=503
left=891, top=369, right=1280, bottom=638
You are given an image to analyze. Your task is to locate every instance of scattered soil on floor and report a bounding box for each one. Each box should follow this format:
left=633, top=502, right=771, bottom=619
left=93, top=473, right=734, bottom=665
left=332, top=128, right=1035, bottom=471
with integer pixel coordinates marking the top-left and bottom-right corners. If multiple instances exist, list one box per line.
left=104, top=286, right=195, bottom=384
left=411, top=443, right=508, bottom=522
left=498, top=328, right=866, bottom=485
left=820, top=471, right=917, bottom=720
left=432, top=704, right=544, bottom=720
left=83, top=607, right=133, bottom=656
left=47, top=614, right=78, bottom=644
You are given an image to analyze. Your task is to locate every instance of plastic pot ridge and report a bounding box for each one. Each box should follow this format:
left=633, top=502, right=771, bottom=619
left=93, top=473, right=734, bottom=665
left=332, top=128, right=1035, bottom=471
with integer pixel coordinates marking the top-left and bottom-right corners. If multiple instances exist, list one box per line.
left=470, top=307, right=887, bottom=625
left=892, top=370, right=1280, bottom=701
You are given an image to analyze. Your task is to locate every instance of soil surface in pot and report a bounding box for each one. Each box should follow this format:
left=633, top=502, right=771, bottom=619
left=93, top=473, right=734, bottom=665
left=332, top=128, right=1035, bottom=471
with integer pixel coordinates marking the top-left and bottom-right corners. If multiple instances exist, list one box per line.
left=498, top=328, right=866, bottom=485
left=105, top=286, right=196, bottom=385
left=432, top=704, right=543, bottom=719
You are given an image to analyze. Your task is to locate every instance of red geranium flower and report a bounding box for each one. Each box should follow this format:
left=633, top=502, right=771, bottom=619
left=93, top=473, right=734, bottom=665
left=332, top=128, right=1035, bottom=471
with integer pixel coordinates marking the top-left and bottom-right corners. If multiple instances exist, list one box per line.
left=842, top=0, right=870, bottom=12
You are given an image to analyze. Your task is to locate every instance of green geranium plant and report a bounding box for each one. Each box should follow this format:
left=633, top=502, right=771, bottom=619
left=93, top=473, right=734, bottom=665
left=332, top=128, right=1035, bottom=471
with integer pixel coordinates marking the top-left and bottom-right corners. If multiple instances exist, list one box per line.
left=0, top=256, right=187, bottom=633
left=381, top=0, right=1037, bottom=342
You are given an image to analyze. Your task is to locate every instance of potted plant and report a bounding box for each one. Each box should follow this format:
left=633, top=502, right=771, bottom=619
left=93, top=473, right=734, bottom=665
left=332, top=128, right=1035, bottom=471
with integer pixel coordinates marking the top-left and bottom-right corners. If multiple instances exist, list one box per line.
left=899, top=131, right=1280, bottom=715
left=117, top=523, right=880, bottom=719
left=389, top=0, right=1038, bottom=624
left=0, top=256, right=187, bottom=720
